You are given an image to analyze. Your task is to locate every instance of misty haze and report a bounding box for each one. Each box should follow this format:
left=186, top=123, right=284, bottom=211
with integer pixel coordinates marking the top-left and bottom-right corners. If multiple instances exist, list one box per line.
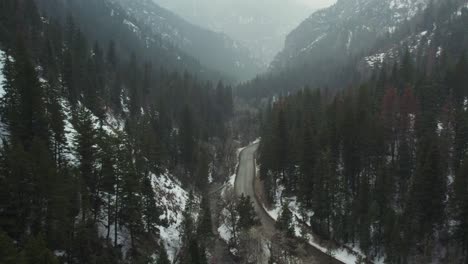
left=0, top=0, right=467, bottom=264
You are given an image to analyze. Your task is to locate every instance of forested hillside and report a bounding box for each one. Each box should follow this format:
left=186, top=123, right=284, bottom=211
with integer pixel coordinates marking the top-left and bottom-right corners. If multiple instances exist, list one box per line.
left=34, top=0, right=260, bottom=82
left=111, top=0, right=263, bottom=81
left=257, top=40, right=468, bottom=263
left=0, top=0, right=234, bottom=263
left=1, top=0, right=468, bottom=263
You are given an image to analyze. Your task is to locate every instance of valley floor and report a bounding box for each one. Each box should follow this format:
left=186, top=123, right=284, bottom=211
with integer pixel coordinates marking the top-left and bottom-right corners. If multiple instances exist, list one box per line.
left=234, top=143, right=344, bottom=264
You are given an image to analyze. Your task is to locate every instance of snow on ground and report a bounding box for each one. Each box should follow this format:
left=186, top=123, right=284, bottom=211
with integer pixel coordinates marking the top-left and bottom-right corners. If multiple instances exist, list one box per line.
left=365, top=52, right=386, bottom=67
left=123, top=19, right=141, bottom=35
left=97, top=217, right=132, bottom=258
left=456, top=2, right=468, bottom=16
left=218, top=211, right=233, bottom=243
left=0, top=49, right=5, bottom=97
left=261, top=177, right=378, bottom=264
left=152, top=172, right=199, bottom=262
left=251, top=138, right=261, bottom=145
left=0, top=49, right=7, bottom=138
left=0, top=57, right=195, bottom=261
left=229, top=173, right=236, bottom=186
left=300, top=33, right=326, bottom=53
left=305, top=233, right=361, bottom=264
left=59, top=96, right=195, bottom=261
left=60, top=99, right=79, bottom=164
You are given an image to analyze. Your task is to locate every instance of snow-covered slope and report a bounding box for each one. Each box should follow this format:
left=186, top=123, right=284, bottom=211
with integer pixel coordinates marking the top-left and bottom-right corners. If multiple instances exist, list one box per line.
left=153, top=173, right=197, bottom=262
left=110, top=0, right=263, bottom=81
left=272, top=0, right=429, bottom=70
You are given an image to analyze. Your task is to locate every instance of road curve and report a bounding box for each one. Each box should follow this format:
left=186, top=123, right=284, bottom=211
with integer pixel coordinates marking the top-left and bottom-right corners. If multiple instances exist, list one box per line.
left=234, top=143, right=343, bottom=264
left=234, top=143, right=277, bottom=235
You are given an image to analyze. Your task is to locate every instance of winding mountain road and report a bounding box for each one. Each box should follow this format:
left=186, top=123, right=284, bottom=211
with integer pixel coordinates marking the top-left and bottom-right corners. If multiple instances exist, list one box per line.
left=234, top=143, right=343, bottom=264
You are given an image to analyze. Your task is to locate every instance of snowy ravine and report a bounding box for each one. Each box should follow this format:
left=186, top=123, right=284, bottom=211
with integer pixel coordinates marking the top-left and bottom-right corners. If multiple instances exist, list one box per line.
left=151, top=172, right=199, bottom=262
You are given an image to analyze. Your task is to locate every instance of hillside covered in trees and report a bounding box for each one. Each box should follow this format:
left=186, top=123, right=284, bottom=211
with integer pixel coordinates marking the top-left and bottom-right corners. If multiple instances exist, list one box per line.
left=257, top=39, right=468, bottom=264
left=1, top=0, right=468, bottom=263
left=0, top=0, right=236, bottom=263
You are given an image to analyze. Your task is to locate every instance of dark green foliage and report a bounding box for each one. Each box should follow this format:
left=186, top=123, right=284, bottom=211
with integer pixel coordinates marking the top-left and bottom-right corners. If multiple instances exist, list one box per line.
left=0, top=231, right=18, bottom=264
left=454, top=157, right=468, bottom=250
left=237, top=194, right=260, bottom=230
left=0, top=0, right=234, bottom=261
left=257, top=48, right=468, bottom=260
left=22, top=234, right=59, bottom=264
left=197, top=195, right=213, bottom=238
left=73, top=106, right=98, bottom=222
left=276, top=203, right=295, bottom=238
left=157, top=244, right=170, bottom=264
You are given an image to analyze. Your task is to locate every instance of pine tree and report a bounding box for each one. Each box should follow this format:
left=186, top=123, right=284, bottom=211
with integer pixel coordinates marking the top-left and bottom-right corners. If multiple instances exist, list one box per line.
left=276, top=203, right=294, bottom=238
left=312, top=149, right=335, bottom=238
left=408, top=137, right=445, bottom=241
left=157, top=244, right=170, bottom=264
left=299, top=125, right=316, bottom=206
left=237, top=194, right=259, bottom=230
left=45, top=78, right=67, bottom=168
left=0, top=231, right=18, bottom=264
left=22, top=233, right=59, bottom=264
left=141, top=174, right=163, bottom=234
left=195, top=150, right=209, bottom=191
left=73, top=106, right=98, bottom=222
left=454, top=157, right=468, bottom=252
left=6, top=39, right=49, bottom=148
left=180, top=106, right=196, bottom=179
left=117, top=137, right=143, bottom=257
left=197, top=195, right=213, bottom=238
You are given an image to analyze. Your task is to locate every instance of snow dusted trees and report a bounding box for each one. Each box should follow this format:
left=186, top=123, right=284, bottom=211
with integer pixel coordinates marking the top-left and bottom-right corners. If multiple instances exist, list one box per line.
left=257, top=51, right=468, bottom=262
left=0, top=1, right=235, bottom=261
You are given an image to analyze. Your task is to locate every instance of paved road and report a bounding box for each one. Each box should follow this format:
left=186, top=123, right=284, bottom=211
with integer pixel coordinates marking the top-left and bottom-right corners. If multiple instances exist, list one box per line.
left=234, top=144, right=277, bottom=236
left=235, top=143, right=343, bottom=264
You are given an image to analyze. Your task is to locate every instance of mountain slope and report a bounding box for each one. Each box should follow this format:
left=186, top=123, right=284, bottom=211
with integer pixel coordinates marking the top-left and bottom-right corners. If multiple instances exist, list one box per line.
left=238, top=0, right=468, bottom=99
left=0, top=0, right=235, bottom=262
left=112, top=0, right=262, bottom=81
left=35, top=0, right=260, bottom=82
left=272, top=0, right=428, bottom=70
left=153, top=0, right=313, bottom=66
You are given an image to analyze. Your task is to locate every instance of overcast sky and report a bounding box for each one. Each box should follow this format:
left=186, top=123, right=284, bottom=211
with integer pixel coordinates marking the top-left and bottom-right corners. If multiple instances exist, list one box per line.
left=297, top=0, right=336, bottom=8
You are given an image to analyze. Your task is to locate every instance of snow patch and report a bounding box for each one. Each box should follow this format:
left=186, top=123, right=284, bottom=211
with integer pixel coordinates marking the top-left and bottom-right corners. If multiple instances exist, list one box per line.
left=123, top=19, right=140, bottom=35
left=218, top=220, right=233, bottom=243
left=152, top=172, right=190, bottom=262
left=436, top=46, right=443, bottom=58
left=0, top=49, right=5, bottom=98
left=365, top=52, right=386, bottom=67
left=300, top=34, right=326, bottom=53
left=0, top=49, right=7, bottom=138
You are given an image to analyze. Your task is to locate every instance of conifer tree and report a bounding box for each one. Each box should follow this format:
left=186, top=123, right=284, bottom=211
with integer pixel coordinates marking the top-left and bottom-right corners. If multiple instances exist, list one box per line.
left=197, top=195, right=213, bottom=238
left=158, top=244, right=170, bottom=264
left=0, top=231, right=18, bottom=264
left=73, top=106, right=98, bottom=222
left=237, top=194, right=259, bottom=230
left=276, top=203, right=294, bottom=238
left=454, top=157, right=468, bottom=252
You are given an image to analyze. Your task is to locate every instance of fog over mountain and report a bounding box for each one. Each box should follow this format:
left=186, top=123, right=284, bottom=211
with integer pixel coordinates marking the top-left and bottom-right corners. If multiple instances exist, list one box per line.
left=152, top=0, right=335, bottom=66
